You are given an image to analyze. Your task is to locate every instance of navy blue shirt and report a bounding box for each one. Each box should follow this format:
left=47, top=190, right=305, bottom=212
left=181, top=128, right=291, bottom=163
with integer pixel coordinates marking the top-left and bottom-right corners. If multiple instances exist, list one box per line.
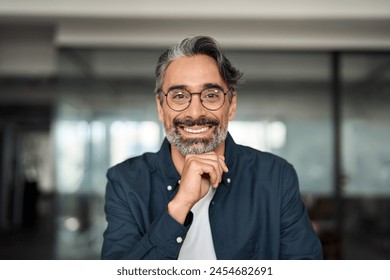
left=102, top=133, right=323, bottom=259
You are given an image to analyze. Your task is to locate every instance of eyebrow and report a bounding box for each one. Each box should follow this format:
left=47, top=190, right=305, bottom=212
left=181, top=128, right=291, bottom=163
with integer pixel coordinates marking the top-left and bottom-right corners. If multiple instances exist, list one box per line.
left=203, top=83, right=224, bottom=91
left=166, top=83, right=224, bottom=93
left=166, top=85, right=187, bottom=92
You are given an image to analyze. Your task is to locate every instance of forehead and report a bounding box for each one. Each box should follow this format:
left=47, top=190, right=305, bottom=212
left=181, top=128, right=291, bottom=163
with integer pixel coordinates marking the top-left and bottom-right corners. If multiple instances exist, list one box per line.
left=163, top=55, right=226, bottom=89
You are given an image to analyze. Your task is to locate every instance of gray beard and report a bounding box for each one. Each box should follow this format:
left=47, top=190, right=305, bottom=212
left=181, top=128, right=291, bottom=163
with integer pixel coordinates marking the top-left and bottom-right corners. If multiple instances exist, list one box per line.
left=165, top=126, right=227, bottom=155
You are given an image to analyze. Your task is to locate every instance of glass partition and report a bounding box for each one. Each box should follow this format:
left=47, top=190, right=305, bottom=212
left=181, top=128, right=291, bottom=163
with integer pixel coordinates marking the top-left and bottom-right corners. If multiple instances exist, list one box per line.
left=342, top=54, right=390, bottom=196
left=54, top=97, right=161, bottom=259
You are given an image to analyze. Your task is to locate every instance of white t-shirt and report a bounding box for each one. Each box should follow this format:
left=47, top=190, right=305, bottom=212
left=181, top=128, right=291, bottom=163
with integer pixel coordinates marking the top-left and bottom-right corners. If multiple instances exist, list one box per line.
left=178, top=186, right=217, bottom=260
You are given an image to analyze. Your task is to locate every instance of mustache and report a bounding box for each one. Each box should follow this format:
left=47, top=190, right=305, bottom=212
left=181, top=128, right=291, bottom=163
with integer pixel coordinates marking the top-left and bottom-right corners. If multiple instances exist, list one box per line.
left=173, top=117, right=220, bottom=127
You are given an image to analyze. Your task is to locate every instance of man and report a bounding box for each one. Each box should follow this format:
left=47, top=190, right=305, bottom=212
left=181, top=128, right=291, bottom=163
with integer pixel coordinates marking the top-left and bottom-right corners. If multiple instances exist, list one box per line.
left=101, top=36, right=323, bottom=260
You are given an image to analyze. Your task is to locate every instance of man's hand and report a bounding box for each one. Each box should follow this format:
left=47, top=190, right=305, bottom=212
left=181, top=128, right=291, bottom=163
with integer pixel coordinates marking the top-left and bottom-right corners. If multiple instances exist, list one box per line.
left=168, top=152, right=228, bottom=224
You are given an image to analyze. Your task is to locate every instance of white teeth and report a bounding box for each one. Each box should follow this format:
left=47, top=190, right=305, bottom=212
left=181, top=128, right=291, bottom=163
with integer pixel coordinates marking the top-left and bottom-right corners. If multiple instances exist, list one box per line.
left=184, top=127, right=209, bottom=134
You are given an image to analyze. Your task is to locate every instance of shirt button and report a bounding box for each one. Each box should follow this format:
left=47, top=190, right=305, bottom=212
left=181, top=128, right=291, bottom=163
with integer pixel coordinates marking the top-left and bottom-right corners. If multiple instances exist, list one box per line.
left=176, top=237, right=183, bottom=243
left=227, top=178, right=231, bottom=184
left=167, top=185, right=173, bottom=191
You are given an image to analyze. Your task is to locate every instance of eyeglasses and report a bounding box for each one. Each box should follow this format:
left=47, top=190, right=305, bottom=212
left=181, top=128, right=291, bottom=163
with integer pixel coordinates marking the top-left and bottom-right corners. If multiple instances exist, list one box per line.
left=160, top=87, right=232, bottom=111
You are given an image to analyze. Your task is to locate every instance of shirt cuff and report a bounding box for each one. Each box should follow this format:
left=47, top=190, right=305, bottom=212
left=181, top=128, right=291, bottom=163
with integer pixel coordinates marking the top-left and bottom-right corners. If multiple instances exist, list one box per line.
left=148, top=210, right=193, bottom=258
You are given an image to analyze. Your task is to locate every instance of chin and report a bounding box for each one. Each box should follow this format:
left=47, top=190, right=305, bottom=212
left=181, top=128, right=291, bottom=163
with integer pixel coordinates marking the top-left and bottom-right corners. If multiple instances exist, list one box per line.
left=177, top=139, right=215, bottom=155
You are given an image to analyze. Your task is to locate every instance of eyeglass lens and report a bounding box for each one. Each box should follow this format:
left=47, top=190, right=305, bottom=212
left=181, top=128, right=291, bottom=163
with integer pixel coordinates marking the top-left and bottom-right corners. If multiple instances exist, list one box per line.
left=166, top=88, right=228, bottom=111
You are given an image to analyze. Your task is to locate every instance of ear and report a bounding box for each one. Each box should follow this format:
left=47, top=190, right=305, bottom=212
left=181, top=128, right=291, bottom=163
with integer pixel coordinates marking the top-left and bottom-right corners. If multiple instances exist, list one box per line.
left=228, top=91, right=237, bottom=121
left=156, top=94, right=164, bottom=122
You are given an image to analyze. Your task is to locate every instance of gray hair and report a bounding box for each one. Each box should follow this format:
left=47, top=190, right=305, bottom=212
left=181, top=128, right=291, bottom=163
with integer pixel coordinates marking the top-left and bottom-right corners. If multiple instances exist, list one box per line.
left=154, top=36, right=244, bottom=103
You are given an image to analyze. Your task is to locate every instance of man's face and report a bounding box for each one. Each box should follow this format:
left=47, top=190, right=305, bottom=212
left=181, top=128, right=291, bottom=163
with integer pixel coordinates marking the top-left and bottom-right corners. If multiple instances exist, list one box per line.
left=156, top=55, right=237, bottom=155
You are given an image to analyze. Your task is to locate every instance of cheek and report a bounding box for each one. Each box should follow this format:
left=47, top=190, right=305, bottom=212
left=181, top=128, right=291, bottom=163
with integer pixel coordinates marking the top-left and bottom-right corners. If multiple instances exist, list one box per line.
left=158, top=99, right=178, bottom=123
left=162, top=116, right=172, bottom=128
left=161, top=111, right=177, bottom=129
left=220, top=111, right=230, bottom=123
left=217, top=114, right=229, bottom=129
left=223, top=118, right=230, bottom=128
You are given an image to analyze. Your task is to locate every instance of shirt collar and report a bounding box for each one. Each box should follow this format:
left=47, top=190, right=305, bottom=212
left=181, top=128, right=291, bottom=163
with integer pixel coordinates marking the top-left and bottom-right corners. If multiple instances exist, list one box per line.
left=221, top=132, right=237, bottom=187
left=156, top=138, right=181, bottom=184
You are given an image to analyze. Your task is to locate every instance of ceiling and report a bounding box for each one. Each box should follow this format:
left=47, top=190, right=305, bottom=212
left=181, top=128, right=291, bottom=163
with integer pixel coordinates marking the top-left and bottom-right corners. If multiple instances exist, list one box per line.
left=0, top=0, right=389, bottom=50
left=0, top=0, right=389, bottom=103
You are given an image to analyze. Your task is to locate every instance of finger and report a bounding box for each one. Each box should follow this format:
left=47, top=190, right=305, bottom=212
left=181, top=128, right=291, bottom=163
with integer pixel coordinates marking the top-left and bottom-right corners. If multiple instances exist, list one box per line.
left=186, top=154, right=223, bottom=174
left=188, top=153, right=226, bottom=172
left=196, top=160, right=222, bottom=187
left=184, top=154, right=225, bottom=186
left=197, top=153, right=228, bottom=173
left=218, top=155, right=229, bottom=173
left=203, top=165, right=219, bottom=187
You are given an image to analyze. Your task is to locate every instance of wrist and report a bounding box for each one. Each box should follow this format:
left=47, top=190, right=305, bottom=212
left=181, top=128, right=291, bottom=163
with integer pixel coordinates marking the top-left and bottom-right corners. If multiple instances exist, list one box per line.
left=167, top=197, right=193, bottom=225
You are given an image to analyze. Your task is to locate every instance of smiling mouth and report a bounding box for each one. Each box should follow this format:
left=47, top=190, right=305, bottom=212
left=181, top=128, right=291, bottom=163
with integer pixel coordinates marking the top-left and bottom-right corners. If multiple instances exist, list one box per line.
left=183, top=126, right=210, bottom=134
left=174, top=117, right=219, bottom=136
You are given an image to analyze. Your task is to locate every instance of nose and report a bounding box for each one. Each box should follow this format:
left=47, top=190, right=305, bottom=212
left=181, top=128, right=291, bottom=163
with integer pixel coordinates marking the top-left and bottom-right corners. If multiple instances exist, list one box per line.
left=186, top=93, right=206, bottom=118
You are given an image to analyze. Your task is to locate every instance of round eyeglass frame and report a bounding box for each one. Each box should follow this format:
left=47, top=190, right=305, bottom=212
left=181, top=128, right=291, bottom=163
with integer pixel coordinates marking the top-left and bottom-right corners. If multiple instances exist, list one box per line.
left=159, top=87, right=232, bottom=112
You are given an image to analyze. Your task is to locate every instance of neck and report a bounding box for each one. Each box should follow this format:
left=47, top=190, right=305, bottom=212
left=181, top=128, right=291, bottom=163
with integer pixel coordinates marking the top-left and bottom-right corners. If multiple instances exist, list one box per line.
left=171, top=142, right=226, bottom=175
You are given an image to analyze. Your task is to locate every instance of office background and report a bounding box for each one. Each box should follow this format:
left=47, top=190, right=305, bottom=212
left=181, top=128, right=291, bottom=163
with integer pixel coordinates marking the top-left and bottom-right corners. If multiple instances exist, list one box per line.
left=0, top=0, right=389, bottom=259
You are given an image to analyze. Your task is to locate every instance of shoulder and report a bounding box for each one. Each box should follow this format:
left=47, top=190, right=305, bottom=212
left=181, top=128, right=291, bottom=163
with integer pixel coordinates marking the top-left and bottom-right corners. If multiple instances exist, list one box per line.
left=226, top=133, right=293, bottom=173
left=233, top=144, right=300, bottom=200
left=233, top=143, right=298, bottom=188
left=106, top=152, right=158, bottom=183
left=225, top=131, right=297, bottom=184
left=236, top=143, right=292, bottom=170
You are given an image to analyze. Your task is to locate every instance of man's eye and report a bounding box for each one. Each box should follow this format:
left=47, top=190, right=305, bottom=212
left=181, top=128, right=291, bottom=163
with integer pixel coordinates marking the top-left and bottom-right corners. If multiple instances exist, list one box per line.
left=203, top=89, right=221, bottom=99
left=171, top=92, right=186, bottom=99
left=205, top=93, right=219, bottom=98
